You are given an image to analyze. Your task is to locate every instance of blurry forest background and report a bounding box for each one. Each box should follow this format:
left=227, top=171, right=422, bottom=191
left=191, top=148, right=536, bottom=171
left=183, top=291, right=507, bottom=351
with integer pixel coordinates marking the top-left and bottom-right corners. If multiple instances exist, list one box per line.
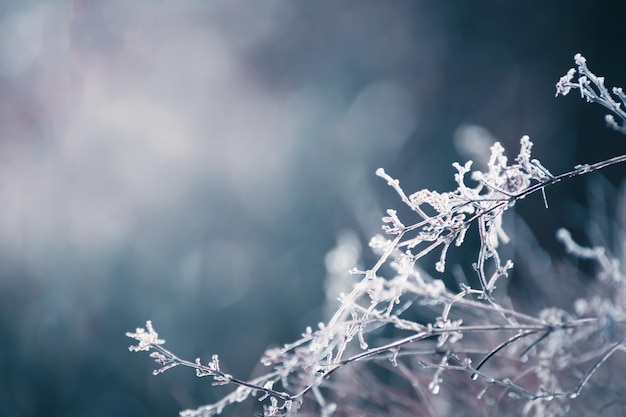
left=0, top=1, right=625, bottom=416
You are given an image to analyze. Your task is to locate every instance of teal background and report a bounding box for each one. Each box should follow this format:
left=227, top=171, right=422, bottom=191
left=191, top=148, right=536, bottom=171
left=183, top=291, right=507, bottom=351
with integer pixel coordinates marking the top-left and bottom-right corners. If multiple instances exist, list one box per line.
left=0, top=1, right=624, bottom=416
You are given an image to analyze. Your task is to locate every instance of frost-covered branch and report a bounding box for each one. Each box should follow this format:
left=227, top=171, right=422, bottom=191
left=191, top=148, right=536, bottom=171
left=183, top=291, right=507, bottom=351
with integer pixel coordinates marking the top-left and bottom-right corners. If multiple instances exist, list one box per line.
left=556, top=53, right=626, bottom=135
left=127, top=54, right=626, bottom=417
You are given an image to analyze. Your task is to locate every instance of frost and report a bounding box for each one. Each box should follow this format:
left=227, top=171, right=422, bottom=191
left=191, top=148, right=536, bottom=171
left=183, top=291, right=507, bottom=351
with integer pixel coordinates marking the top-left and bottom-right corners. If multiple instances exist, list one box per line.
left=556, top=68, right=576, bottom=96
left=126, top=320, right=165, bottom=352
left=556, top=54, right=626, bottom=134
left=428, top=381, right=440, bottom=395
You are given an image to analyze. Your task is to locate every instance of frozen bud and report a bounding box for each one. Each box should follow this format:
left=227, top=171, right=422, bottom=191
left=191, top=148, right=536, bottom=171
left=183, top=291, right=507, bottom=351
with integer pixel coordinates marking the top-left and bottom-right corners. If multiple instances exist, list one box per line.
left=555, top=68, right=576, bottom=96
left=574, top=53, right=586, bottom=66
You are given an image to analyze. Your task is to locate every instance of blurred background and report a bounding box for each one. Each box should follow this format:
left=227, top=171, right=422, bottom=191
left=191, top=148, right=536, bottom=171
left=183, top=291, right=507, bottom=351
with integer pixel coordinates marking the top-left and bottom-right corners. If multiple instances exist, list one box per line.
left=0, top=1, right=625, bottom=416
